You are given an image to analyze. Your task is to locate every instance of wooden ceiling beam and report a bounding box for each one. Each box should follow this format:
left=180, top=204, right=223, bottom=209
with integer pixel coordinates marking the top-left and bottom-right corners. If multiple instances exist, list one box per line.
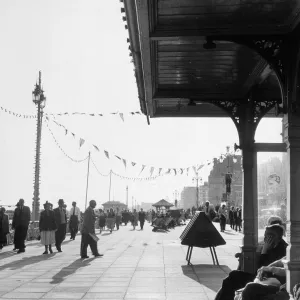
left=135, top=0, right=155, bottom=118
left=150, top=27, right=289, bottom=40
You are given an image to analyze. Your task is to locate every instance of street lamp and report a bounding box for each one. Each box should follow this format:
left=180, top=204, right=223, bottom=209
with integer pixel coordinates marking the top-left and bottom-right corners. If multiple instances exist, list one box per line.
left=32, top=71, right=46, bottom=221
left=192, top=173, right=202, bottom=209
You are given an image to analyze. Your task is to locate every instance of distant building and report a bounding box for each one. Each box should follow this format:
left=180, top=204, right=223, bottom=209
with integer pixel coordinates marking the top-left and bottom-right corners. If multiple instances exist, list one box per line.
left=102, top=201, right=127, bottom=211
left=199, top=182, right=209, bottom=204
left=180, top=182, right=209, bottom=210
left=208, top=155, right=243, bottom=206
left=140, top=202, right=154, bottom=211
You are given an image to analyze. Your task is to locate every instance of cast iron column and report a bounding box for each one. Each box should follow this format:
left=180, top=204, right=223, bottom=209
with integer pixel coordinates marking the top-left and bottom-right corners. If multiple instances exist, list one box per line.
left=238, top=99, right=258, bottom=274
left=281, top=35, right=300, bottom=296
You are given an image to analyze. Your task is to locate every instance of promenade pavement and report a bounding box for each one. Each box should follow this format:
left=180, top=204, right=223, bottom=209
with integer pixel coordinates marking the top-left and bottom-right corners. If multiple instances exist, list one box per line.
left=0, top=221, right=243, bottom=300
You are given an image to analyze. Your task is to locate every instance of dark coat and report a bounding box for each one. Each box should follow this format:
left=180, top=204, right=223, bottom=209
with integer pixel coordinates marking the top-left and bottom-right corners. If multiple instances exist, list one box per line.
left=12, top=206, right=31, bottom=228
left=39, top=210, right=57, bottom=231
left=138, top=211, right=146, bottom=222
left=81, top=207, right=96, bottom=234
left=229, top=210, right=234, bottom=220
left=0, top=213, right=9, bottom=235
left=53, top=207, right=67, bottom=227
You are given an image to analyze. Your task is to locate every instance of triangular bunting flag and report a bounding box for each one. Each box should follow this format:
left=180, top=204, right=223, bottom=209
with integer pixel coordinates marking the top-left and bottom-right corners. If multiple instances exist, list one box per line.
left=90, top=114, right=95, bottom=116
left=104, top=151, right=109, bottom=159
left=159, top=168, right=162, bottom=175
left=139, top=165, right=146, bottom=175
left=122, top=159, right=127, bottom=169
left=71, top=133, right=75, bottom=138
left=79, top=138, right=85, bottom=148
left=131, top=162, right=136, bottom=167
left=150, top=167, right=154, bottom=176
left=119, top=113, right=124, bottom=122
left=180, top=168, right=184, bottom=175
left=193, top=166, right=197, bottom=175
left=115, top=155, right=121, bottom=160
left=98, top=114, right=103, bottom=116
left=197, top=164, right=204, bottom=171
left=93, top=145, right=99, bottom=151
left=166, top=169, right=171, bottom=174
left=174, top=169, right=177, bottom=176
left=187, top=167, right=190, bottom=176
left=65, top=129, right=68, bottom=135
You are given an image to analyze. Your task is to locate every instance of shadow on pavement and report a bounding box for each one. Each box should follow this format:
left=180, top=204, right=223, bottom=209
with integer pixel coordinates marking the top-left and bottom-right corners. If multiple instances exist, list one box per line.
left=50, top=257, right=95, bottom=284
left=222, top=231, right=238, bottom=236
left=101, top=233, right=112, bottom=236
left=181, top=264, right=231, bottom=292
left=0, top=253, right=57, bottom=270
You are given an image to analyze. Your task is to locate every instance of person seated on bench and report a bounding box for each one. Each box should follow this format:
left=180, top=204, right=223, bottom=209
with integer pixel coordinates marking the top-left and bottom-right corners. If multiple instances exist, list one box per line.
left=235, top=258, right=288, bottom=300
left=215, top=224, right=287, bottom=300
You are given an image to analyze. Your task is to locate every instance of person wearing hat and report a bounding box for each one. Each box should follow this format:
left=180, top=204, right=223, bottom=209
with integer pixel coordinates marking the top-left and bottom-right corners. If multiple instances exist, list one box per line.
left=39, top=201, right=57, bottom=254
left=69, top=202, right=80, bottom=240
left=0, top=207, right=9, bottom=250
left=81, top=200, right=102, bottom=259
left=53, top=199, right=67, bottom=252
left=12, top=199, right=31, bottom=253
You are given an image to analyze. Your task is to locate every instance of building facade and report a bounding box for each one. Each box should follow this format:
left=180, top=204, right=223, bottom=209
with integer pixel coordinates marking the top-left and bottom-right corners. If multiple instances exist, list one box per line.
left=208, top=155, right=243, bottom=207
left=180, top=182, right=209, bottom=210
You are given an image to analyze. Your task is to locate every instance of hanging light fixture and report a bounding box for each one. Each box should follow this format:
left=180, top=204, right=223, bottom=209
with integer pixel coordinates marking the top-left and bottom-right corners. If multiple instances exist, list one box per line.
left=203, top=37, right=216, bottom=50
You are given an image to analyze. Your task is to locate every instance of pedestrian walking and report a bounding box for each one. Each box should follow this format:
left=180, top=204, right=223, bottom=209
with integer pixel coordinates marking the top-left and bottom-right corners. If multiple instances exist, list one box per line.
left=235, top=207, right=242, bottom=232
left=115, top=207, right=122, bottom=230
left=98, top=209, right=106, bottom=233
left=39, top=201, right=57, bottom=254
left=218, top=203, right=227, bottom=232
left=138, top=208, right=146, bottom=230
left=53, top=199, right=67, bottom=252
left=106, top=208, right=115, bottom=233
left=69, top=202, right=80, bottom=240
left=12, top=199, right=31, bottom=253
left=0, top=207, right=9, bottom=250
left=81, top=200, right=103, bottom=259
left=229, top=206, right=235, bottom=229
left=131, top=209, right=138, bottom=230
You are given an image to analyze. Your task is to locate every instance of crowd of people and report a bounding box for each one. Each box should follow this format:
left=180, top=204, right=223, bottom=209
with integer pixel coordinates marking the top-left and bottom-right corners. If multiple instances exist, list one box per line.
left=0, top=198, right=154, bottom=258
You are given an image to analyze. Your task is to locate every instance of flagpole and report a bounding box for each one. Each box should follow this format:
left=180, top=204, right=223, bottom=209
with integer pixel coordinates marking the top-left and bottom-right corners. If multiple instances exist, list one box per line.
left=84, top=152, right=91, bottom=210
left=109, top=170, right=112, bottom=202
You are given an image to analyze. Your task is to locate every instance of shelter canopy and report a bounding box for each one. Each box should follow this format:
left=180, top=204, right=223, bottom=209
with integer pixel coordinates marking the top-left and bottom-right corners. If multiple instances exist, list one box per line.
left=122, top=0, right=300, bottom=119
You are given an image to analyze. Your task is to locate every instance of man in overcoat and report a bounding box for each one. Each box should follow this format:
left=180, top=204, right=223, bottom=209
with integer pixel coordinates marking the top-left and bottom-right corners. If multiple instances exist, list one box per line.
left=12, top=199, right=31, bottom=253
left=81, top=200, right=102, bottom=259
left=138, top=208, right=146, bottom=230
left=0, top=207, right=9, bottom=250
left=53, top=199, right=67, bottom=252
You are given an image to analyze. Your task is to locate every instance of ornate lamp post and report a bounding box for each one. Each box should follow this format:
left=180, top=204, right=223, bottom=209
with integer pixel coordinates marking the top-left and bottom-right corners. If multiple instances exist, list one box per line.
left=192, top=173, right=202, bottom=209
left=32, top=71, right=46, bottom=221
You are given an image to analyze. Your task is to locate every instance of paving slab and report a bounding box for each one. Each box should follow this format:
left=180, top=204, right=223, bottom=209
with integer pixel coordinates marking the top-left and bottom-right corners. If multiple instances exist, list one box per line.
left=0, top=220, right=241, bottom=299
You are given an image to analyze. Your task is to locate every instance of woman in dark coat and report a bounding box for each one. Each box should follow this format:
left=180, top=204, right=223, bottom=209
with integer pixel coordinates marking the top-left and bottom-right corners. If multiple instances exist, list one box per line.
left=106, top=208, right=116, bottom=233
left=98, top=209, right=106, bottom=233
left=39, top=201, right=57, bottom=254
left=0, top=207, right=9, bottom=250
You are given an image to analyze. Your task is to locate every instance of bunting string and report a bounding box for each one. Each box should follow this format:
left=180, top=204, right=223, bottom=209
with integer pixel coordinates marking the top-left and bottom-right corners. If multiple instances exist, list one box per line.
left=45, top=120, right=89, bottom=163
left=44, top=110, right=142, bottom=122
left=0, top=106, right=36, bottom=119
left=46, top=118, right=160, bottom=181
left=0, top=104, right=143, bottom=122
left=46, top=115, right=240, bottom=178
left=90, top=157, right=110, bottom=177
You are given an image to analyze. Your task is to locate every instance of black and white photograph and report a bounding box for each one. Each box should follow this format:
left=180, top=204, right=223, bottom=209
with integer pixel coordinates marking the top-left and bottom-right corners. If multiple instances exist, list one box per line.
left=0, top=1, right=298, bottom=299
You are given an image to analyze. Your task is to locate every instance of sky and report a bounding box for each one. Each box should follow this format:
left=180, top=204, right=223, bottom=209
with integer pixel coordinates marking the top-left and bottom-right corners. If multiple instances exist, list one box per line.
left=0, top=0, right=283, bottom=211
